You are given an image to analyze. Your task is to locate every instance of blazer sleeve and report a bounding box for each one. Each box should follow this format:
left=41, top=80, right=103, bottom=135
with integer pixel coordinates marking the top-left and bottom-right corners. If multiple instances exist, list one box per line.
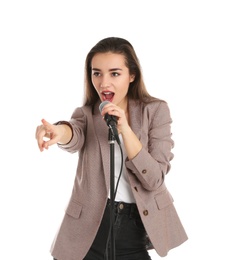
left=125, top=101, right=174, bottom=191
left=57, top=107, right=87, bottom=153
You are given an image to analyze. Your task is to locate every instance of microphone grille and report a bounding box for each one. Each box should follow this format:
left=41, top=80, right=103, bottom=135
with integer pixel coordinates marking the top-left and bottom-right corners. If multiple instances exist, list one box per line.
left=99, top=101, right=110, bottom=113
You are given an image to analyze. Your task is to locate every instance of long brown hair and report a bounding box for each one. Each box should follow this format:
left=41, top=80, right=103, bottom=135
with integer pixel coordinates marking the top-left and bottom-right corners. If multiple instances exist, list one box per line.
left=83, top=37, right=155, bottom=106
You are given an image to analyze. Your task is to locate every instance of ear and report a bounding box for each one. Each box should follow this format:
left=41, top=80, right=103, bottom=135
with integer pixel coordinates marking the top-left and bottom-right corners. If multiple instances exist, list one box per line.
left=130, top=74, right=135, bottom=82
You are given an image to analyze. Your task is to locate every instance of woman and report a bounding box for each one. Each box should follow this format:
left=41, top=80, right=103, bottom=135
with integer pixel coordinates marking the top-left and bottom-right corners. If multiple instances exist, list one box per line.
left=36, top=37, right=188, bottom=260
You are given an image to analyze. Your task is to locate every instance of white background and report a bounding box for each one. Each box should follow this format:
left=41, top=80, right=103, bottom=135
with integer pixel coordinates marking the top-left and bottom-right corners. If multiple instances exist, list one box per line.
left=0, top=0, right=226, bottom=259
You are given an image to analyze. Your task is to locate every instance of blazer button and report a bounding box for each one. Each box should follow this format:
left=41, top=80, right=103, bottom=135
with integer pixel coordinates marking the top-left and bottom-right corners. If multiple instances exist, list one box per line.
left=142, top=169, right=147, bottom=174
left=143, top=210, right=148, bottom=216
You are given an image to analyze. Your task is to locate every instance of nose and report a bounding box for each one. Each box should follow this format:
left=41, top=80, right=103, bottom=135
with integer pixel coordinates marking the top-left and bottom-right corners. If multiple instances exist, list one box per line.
left=100, top=74, right=110, bottom=88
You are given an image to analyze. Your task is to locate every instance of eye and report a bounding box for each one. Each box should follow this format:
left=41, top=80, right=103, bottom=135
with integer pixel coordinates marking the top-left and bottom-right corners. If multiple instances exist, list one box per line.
left=111, top=72, right=120, bottom=77
left=92, top=71, right=101, bottom=77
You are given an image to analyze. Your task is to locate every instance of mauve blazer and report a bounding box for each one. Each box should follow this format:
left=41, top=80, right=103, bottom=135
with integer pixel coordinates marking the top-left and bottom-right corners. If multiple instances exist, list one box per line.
left=50, top=98, right=188, bottom=260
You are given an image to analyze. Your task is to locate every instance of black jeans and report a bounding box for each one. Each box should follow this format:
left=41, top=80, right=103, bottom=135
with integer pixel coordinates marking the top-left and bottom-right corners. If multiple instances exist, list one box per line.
left=54, top=199, right=151, bottom=260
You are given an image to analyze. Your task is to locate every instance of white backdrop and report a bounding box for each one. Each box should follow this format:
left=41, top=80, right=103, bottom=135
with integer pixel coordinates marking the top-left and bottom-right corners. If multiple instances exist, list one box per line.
left=0, top=0, right=226, bottom=259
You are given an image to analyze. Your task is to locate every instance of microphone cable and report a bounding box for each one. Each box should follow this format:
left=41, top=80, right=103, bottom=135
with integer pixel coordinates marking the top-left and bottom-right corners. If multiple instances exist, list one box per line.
left=104, top=141, right=124, bottom=260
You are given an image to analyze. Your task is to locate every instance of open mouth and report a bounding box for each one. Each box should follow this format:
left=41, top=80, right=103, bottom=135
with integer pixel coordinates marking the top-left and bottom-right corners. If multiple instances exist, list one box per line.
left=101, top=91, right=115, bottom=102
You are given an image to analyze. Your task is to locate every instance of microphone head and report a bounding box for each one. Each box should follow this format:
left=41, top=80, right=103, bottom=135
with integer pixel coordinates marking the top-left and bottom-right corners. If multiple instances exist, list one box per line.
left=99, top=100, right=110, bottom=113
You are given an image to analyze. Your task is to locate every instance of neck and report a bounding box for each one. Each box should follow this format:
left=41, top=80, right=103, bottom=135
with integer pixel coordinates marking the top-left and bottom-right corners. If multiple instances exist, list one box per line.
left=118, top=97, right=128, bottom=113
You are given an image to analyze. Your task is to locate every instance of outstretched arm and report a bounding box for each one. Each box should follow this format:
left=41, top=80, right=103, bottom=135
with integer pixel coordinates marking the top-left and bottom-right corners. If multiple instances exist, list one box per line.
left=35, top=119, right=73, bottom=152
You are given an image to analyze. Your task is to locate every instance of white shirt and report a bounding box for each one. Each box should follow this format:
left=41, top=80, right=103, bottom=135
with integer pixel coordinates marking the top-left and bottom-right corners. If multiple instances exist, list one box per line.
left=108, top=135, right=136, bottom=203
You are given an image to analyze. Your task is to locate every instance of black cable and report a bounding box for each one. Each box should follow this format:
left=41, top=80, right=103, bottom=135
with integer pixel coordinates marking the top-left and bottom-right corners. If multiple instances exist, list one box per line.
left=104, top=142, right=124, bottom=260
left=114, top=143, right=123, bottom=199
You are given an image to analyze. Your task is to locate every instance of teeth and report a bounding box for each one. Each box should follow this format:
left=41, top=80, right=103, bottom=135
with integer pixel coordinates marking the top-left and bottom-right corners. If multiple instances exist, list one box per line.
left=103, top=92, right=112, bottom=94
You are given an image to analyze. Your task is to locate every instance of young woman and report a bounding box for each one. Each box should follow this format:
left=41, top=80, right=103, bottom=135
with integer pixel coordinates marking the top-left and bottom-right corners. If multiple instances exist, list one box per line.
left=35, top=37, right=188, bottom=260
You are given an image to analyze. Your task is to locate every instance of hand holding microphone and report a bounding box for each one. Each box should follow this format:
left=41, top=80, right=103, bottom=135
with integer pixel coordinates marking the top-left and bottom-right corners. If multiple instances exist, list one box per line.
left=99, top=101, right=121, bottom=145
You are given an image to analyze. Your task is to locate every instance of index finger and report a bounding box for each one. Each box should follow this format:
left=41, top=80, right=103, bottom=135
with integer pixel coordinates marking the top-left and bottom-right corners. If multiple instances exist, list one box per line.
left=41, top=118, right=54, bottom=133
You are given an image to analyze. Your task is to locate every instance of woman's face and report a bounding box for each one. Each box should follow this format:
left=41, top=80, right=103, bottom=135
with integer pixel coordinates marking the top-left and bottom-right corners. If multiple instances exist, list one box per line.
left=91, top=52, right=134, bottom=109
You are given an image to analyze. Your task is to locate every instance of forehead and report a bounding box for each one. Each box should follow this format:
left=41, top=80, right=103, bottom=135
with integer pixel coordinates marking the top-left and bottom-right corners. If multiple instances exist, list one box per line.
left=91, top=52, right=127, bottom=69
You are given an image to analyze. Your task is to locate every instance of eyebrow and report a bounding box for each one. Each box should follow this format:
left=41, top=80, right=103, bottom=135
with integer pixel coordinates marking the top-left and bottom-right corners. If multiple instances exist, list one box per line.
left=92, top=68, right=123, bottom=71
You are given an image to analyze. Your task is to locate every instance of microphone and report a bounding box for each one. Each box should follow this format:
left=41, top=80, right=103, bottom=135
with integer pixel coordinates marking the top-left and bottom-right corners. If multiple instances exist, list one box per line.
left=99, top=101, right=121, bottom=145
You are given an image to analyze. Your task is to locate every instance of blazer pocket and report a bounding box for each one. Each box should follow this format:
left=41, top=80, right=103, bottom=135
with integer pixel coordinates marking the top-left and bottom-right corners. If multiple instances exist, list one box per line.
left=154, top=190, right=174, bottom=210
left=65, top=200, right=83, bottom=219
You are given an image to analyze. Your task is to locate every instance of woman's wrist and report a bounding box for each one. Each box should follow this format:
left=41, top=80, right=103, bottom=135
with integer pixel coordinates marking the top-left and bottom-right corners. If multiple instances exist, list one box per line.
left=54, top=121, right=73, bottom=145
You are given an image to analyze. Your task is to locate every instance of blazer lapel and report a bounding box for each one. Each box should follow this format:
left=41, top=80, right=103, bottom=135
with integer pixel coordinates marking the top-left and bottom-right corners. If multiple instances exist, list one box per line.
left=128, top=99, right=142, bottom=140
left=93, top=102, right=111, bottom=191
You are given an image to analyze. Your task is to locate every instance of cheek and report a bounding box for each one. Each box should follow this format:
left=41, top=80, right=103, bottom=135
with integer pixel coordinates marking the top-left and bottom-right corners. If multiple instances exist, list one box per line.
left=91, top=76, right=95, bottom=85
left=121, top=80, right=130, bottom=93
left=91, top=77, right=98, bottom=89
